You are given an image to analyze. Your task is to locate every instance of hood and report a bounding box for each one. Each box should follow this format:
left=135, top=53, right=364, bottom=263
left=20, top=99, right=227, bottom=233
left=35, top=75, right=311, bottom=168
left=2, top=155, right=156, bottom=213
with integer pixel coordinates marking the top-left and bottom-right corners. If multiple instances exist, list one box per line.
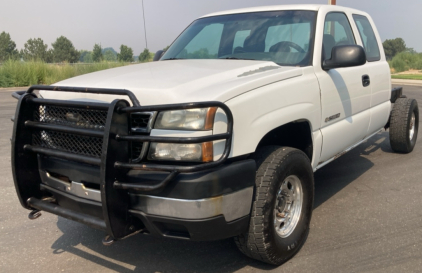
left=44, top=59, right=302, bottom=105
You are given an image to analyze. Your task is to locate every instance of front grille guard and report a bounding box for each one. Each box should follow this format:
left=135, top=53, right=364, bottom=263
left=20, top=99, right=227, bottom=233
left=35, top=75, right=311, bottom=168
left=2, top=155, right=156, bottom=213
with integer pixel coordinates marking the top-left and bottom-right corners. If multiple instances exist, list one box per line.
left=11, top=85, right=233, bottom=240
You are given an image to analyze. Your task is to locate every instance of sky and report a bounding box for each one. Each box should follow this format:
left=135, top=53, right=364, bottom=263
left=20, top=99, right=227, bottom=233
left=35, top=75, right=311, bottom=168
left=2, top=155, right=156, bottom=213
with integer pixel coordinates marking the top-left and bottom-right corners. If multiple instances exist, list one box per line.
left=1, top=0, right=421, bottom=55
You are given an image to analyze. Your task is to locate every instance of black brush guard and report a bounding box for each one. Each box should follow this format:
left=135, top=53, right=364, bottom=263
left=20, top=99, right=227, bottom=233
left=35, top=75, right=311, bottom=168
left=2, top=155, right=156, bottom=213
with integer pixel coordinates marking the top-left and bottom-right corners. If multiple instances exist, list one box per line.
left=11, top=85, right=233, bottom=240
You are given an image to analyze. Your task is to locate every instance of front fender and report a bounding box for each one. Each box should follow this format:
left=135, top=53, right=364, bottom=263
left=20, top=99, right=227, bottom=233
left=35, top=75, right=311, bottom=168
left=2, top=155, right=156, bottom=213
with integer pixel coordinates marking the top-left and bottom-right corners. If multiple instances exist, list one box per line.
left=216, top=70, right=321, bottom=159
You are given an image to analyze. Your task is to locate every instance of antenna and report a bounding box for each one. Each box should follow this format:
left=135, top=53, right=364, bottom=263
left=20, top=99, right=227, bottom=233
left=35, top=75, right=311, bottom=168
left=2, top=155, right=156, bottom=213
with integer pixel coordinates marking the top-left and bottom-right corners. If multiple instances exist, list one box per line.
left=142, top=0, right=148, bottom=49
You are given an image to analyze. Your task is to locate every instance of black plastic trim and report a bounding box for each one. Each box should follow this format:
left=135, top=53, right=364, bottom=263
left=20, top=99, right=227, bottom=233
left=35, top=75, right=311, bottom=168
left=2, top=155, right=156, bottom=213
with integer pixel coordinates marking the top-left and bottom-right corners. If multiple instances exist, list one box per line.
left=129, top=210, right=249, bottom=241
left=391, top=87, right=403, bottom=103
left=127, top=159, right=256, bottom=199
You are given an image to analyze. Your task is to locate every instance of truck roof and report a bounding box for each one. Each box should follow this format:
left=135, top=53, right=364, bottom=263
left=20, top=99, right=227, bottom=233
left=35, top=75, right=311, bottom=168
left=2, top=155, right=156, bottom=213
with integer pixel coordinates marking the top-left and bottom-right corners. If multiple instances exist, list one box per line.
left=201, top=4, right=365, bottom=18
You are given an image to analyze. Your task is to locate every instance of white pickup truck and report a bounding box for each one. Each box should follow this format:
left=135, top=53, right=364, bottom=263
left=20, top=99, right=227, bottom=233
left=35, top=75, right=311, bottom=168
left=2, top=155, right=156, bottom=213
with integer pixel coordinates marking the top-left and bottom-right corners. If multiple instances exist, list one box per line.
left=11, top=4, right=419, bottom=265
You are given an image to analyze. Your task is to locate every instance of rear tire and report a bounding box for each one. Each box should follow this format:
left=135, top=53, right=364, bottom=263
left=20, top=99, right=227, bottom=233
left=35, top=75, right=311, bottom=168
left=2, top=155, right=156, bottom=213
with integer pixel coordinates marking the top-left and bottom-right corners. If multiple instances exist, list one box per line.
left=389, top=98, right=419, bottom=153
left=234, top=146, right=314, bottom=265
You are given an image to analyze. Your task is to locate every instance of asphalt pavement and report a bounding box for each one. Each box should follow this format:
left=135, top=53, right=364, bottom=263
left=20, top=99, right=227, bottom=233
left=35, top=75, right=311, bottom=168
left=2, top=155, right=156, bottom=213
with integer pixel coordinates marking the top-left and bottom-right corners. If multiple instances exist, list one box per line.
left=1, top=85, right=422, bottom=273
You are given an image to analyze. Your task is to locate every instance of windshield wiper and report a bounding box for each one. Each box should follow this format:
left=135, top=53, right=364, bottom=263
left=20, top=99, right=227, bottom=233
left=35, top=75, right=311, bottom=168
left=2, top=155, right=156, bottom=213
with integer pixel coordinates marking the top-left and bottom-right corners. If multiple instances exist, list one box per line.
left=162, top=58, right=185, bottom=61
left=219, top=57, right=256, bottom=61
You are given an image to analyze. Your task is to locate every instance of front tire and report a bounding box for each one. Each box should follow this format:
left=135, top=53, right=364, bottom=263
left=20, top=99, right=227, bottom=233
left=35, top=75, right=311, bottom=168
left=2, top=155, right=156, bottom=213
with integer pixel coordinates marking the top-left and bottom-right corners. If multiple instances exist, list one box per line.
left=389, top=98, right=419, bottom=153
left=234, top=146, right=314, bottom=265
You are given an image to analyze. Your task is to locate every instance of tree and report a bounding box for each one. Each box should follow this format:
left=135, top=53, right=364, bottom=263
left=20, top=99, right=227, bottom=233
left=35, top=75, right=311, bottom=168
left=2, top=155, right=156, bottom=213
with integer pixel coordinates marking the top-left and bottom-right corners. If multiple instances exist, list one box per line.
left=138, top=48, right=150, bottom=62
left=186, top=48, right=217, bottom=59
left=45, top=49, right=54, bottom=63
left=103, top=49, right=117, bottom=61
left=163, top=45, right=170, bottom=51
left=92, top=43, right=103, bottom=62
left=0, top=31, right=19, bottom=62
left=21, top=38, right=49, bottom=61
left=102, top=47, right=117, bottom=55
left=383, top=38, right=406, bottom=60
left=406, top=47, right=418, bottom=54
left=117, top=45, right=133, bottom=62
left=51, top=36, right=80, bottom=63
left=79, top=50, right=93, bottom=63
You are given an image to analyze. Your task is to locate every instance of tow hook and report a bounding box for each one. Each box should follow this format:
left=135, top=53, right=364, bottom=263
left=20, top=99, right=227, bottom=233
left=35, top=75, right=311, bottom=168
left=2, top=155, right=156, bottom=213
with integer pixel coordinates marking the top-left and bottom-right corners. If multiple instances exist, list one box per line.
left=28, top=210, right=42, bottom=220
left=27, top=197, right=56, bottom=220
left=102, top=235, right=115, bottom=246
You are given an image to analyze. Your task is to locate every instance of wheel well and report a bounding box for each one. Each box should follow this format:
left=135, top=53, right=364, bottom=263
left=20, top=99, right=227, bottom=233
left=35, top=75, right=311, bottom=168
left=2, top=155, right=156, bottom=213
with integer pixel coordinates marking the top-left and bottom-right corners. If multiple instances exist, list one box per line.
left=255, top=120, right=313, bottom=161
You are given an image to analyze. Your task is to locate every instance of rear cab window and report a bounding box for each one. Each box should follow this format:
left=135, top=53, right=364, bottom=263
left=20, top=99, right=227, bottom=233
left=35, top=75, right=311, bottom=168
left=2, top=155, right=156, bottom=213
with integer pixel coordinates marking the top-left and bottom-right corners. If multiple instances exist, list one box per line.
left=352, top=15, right=381, bottom=62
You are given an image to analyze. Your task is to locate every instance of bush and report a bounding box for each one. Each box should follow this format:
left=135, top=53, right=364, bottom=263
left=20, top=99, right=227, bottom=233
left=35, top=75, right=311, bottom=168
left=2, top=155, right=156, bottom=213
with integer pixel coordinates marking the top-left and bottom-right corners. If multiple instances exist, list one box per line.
left=390, top=52, right=422, bottom=72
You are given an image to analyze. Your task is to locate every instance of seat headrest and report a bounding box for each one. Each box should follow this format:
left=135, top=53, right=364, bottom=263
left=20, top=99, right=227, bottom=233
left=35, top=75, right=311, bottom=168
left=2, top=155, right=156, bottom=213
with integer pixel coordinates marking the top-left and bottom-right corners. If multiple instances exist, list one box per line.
left=243, top=35, right=265, bottom=52
left=323, top=34, right=336, bottom=59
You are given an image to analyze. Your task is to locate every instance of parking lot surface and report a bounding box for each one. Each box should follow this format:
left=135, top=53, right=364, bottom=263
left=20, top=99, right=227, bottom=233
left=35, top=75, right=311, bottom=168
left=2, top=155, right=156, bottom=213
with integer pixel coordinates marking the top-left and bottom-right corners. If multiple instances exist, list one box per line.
left=1, top=85, right=422, bottom=273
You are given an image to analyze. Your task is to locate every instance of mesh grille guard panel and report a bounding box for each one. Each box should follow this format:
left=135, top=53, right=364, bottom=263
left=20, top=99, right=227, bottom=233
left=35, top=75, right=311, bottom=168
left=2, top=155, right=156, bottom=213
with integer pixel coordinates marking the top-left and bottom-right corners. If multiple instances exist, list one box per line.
left=32, top=130, right=103, bottom=158
left=34, top=105, right=107, bottom=130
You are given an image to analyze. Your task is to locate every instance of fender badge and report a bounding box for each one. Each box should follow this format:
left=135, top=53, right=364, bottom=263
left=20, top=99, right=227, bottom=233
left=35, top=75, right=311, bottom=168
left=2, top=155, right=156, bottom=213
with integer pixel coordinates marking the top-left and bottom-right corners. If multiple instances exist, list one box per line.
left=325, top=113, right=340, bottom=123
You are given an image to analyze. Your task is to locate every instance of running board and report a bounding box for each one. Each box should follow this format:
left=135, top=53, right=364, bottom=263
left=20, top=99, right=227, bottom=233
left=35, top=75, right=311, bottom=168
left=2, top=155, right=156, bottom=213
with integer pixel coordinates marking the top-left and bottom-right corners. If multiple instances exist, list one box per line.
left=314, top=129, right=383, bottom=171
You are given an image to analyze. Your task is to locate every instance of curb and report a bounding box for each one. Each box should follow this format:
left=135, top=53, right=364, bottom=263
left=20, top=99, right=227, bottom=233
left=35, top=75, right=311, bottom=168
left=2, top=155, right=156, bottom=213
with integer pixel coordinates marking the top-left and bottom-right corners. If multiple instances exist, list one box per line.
left=391, top=79, right=422, bottom=87
left=0, top=87, right=29, bottom=92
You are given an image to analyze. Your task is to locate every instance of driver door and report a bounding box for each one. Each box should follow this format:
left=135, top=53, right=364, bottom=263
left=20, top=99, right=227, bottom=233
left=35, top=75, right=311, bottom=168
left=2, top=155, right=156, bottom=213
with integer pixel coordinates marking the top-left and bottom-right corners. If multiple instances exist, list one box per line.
left=315, top=12, right=371, bottom=163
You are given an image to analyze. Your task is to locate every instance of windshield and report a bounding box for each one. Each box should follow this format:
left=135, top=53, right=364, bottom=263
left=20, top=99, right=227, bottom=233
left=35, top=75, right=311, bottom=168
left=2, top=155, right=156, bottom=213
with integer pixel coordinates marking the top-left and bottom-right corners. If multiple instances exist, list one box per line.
left=162, top=10, right=316, bottom=66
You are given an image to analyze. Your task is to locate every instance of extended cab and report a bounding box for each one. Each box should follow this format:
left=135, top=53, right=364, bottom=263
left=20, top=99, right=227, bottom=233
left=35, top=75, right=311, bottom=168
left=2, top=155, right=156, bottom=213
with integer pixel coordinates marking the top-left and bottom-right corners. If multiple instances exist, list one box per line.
left=11, top=5, right=419, bottom=265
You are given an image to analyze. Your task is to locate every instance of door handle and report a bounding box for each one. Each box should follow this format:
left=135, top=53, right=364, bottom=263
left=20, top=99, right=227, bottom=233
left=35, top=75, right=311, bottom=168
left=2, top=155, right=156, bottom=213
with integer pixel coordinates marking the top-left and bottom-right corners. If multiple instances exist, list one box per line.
left=362, top=75, right=370, bottom=87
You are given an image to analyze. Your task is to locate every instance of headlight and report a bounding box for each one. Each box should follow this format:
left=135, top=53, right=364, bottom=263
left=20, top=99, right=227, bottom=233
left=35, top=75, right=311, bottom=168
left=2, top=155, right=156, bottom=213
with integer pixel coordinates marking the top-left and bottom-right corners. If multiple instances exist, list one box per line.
left=148, top=142, right=213, bottom=162
left=154, top=107, right=217, bottom=130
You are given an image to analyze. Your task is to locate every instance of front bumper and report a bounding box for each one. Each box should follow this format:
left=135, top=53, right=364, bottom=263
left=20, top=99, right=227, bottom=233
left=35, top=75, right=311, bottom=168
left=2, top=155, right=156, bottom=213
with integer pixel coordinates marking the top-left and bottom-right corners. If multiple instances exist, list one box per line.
left=11, top=85, right=254, bottom=241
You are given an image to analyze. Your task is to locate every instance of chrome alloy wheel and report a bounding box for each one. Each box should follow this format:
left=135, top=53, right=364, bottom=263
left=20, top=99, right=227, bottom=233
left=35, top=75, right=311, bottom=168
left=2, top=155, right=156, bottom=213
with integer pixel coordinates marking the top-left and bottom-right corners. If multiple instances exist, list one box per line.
left=273, top=175, right=303, bottom=238
left=410, top=113, right=416, bottom=141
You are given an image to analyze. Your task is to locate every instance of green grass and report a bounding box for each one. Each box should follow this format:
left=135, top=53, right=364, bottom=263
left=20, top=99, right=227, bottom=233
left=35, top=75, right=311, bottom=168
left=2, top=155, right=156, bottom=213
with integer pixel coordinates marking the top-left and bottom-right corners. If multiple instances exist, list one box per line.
left=391, top=74, right=422, bottom=80
left=0, top=60, right=131, bottom=88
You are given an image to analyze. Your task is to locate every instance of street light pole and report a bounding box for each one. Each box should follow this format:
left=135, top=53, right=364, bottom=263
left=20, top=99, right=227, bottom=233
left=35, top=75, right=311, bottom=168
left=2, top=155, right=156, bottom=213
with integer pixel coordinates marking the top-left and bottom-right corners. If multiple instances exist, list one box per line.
left=328, top=0, right=337, bottom=4
left=142, top=0, right=148, bottom=49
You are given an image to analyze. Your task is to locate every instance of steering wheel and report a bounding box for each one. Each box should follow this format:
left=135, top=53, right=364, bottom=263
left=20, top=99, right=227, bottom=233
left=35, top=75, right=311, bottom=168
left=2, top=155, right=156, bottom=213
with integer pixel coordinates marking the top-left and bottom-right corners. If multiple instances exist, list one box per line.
left=270, top=41, right=305, bottom=53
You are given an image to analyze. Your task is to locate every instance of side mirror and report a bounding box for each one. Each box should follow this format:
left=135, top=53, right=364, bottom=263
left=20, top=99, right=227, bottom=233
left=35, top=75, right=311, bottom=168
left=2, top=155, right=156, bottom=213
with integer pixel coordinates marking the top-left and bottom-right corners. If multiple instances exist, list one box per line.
left=153, top=50, right=165, bottom=61
left=323, top=45, right=366, bottom=70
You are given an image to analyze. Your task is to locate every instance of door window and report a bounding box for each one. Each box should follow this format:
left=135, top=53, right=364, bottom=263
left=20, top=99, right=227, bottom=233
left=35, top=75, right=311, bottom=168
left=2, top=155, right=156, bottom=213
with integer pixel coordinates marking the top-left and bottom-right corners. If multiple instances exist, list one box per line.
left=353, top=15, right=381, bottom=62
left=323, top=13, right=356, bottom=60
